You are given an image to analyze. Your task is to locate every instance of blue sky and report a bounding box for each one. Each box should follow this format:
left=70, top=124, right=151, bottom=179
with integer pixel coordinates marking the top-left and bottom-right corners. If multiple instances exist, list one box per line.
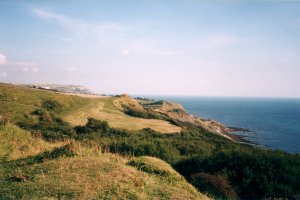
left=0, top=0, right=300, bottom=97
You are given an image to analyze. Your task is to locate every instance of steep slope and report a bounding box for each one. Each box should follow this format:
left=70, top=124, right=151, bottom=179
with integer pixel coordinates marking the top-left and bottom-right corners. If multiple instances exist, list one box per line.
left=140, top=99, right=235, bottom=140
left=0, top=124, right=209, bottom=200
left=113, top=94, right=146, bottom=113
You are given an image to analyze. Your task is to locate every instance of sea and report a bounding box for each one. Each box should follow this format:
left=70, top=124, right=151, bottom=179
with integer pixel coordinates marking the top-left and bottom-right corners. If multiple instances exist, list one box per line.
left=136, top=96, right=300, bottom=154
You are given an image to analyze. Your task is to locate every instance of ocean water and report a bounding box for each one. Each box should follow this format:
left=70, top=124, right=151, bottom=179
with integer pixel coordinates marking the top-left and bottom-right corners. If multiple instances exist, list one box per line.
left=138, top=96, right=300, bottom=154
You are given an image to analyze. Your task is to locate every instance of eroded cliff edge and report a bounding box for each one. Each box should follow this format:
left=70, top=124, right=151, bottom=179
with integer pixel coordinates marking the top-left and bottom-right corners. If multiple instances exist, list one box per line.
left=114, top=94, right=247, bottom=142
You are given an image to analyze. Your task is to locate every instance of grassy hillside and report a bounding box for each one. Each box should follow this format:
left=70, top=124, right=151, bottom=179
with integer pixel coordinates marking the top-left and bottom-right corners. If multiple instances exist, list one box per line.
left=63, top=96, right=181, bottom=133
left=0, top=124, right=209, bottom=200
left=0, top=124, right=64, bottom=160
left=1, top=83, right=300, bottom=199
left=0, top=83, right=180, bottom=133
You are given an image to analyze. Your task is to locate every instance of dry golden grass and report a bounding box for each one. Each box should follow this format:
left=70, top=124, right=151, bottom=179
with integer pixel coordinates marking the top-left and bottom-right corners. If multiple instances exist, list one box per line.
left=0, top=120, right=208, bottom=199
left=0, top=124, right=65, bottom=160
left=0, top=83, right=181, bottom=133
left=1, top=154, right=209, bottom=200
left=63, top=97, right=181, bottom=133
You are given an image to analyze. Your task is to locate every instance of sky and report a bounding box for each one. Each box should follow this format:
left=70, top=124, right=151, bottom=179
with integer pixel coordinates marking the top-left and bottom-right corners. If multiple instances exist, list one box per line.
left=0, top=0, right=300, bottom=97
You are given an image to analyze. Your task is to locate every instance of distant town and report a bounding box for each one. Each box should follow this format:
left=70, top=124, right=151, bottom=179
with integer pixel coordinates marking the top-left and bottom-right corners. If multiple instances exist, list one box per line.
left=21, top=84, right=95, bottom=95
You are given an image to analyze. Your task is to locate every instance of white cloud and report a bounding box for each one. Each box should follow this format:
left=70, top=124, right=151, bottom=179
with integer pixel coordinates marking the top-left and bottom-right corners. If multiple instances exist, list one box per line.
left=31, top=8, right=180, bottom=57
left=32, top=9, right=90, bottom=33
left=0, top=72, right=7, bottom=77
left=15, top=62, right=39, bottom=72
left=31, top=8, right=122, bottom=42
left=0, top=53, right=7, bottom=65
left=65, top=67, right=78, bottom=71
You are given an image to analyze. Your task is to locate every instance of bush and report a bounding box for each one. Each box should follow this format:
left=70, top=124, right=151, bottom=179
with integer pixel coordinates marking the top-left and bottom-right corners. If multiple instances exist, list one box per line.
left=86, top=118, right=109, bottom=133
left=42, top=100, right=62, bottom=112
left=190, top=173, right=237, bottom=199
left=74, top=126, right=92, bottom=134
left=174, top=150, right=300, bottom=199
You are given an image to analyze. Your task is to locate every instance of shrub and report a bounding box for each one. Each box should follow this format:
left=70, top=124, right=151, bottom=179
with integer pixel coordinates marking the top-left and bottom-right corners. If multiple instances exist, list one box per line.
left=86, top=118, right=109, bottom=133
left=174, top=150, right=300, bottom=199
left=42, top=100, right=62, bottom=112
left=190, top=173, right=237, bottom=199
left=74, top=126, right=92, bottom=134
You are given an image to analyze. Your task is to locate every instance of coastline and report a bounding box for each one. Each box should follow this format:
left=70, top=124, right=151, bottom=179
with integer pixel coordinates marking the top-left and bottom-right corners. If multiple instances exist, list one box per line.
left=138, top=96, right=257, bottom=145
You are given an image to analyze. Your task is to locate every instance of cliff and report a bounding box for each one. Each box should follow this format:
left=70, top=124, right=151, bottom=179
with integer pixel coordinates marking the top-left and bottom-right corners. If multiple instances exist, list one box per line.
left=139, top=99, right=236, bottom=141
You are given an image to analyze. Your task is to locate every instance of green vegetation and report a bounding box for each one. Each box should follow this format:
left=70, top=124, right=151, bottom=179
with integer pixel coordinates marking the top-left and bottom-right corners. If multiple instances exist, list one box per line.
left=0, top=124, right=64, bottom=160
left=62, top=117, right=300, bottom=199
left=1, top=83, right=300, bottom=199
left=124, top=109, right=167, bottom=120
left=0, top=124, right=208, bottom=200
left=76, top=123, right=222, bottom=164
left=74, top=117, right=110, bottom=134
left=0, top=83, right=90, bottom=124
left=189, top=173, right=237, bottom=199
left=175, top=150, right=300, bottom=199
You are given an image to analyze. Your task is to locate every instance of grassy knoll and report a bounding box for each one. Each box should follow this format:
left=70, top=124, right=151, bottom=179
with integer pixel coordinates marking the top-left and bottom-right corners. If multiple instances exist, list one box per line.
left=0, top=124, right=65, bottom=160
left=0, top=124, right=209, bottom=200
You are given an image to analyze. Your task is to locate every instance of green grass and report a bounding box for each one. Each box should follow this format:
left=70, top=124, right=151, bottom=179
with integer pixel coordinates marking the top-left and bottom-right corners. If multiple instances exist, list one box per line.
left=0, top=83, right=90, bottom=124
